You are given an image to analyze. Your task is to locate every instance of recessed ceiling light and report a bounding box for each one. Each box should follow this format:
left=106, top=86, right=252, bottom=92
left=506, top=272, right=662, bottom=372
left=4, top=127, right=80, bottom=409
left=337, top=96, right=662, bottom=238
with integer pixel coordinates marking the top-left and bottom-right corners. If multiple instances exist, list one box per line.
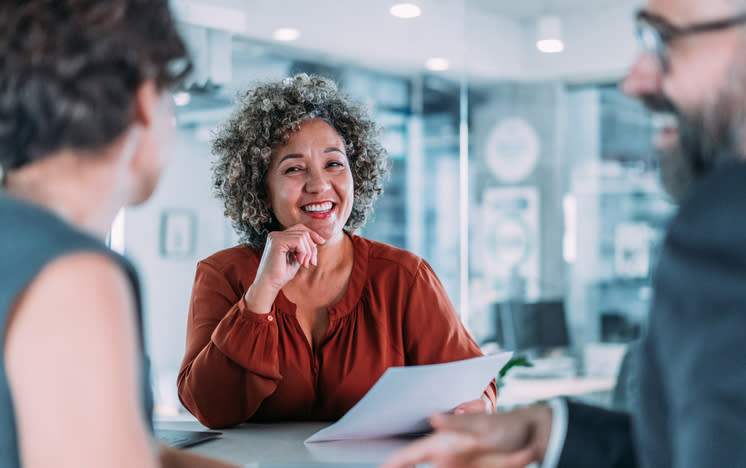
left=425, top=57, right=449, bottom=71
left=273, top=27, right=300, bottom=41
left=390, top=3, right=421, bottom=19
left=536, top=39, right=564, bottom=53
left=173, top=92, right=191, bottom=107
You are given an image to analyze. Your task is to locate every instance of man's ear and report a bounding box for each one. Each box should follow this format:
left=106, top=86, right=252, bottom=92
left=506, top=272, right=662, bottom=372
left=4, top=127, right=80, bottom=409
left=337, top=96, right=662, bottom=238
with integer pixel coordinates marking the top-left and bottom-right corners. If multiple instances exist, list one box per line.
left=132, top=80, right=160, bottom=129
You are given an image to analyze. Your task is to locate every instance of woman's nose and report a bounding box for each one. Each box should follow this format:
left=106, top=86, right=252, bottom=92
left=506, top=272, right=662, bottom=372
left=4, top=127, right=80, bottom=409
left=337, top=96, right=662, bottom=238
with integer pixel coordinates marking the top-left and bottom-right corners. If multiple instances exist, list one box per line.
left=304, top=169, right=330, bottom=193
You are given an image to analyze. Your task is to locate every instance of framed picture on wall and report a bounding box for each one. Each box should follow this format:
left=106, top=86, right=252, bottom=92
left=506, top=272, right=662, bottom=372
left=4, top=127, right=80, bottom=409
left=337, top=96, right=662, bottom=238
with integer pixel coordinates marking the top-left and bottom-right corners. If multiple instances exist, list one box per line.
left=160, top=210, right=196, bottom=258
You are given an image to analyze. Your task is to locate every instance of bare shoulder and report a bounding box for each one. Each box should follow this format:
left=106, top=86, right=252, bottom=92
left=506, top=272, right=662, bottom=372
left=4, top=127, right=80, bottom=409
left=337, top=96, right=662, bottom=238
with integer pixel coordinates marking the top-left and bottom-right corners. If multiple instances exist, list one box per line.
left=7, top=251, right=135, bottom=338
left=7, top=251, right=135, bottom=337
left=5, top=251, right=158, bottom=468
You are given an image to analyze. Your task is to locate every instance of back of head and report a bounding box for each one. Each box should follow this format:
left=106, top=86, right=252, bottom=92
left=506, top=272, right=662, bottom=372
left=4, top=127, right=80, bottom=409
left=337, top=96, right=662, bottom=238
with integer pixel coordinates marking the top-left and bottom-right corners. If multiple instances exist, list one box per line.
left=0, top=0, right=190, bottom=174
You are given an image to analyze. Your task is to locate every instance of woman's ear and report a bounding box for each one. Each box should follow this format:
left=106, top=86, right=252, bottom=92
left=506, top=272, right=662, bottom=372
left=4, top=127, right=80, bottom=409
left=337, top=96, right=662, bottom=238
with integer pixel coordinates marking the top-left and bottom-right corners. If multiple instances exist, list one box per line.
left=132, top=81, right=160, bottom=129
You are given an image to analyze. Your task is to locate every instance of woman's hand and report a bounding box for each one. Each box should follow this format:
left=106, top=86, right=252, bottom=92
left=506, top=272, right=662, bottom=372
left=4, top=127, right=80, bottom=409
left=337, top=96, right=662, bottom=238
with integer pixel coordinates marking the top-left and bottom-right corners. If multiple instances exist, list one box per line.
left=244, top=225, right=325, bottom=314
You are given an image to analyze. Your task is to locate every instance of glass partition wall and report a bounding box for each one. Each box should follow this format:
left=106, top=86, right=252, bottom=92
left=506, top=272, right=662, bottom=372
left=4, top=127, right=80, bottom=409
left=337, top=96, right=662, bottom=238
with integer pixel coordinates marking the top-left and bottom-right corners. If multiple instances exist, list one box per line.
left=121, top=0, right=665, bottom=414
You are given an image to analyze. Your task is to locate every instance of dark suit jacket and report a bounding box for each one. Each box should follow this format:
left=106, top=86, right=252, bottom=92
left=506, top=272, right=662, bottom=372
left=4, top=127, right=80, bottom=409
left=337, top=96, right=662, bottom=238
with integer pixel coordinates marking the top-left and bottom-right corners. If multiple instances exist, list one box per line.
left=558, top=161, right=746, bottom=468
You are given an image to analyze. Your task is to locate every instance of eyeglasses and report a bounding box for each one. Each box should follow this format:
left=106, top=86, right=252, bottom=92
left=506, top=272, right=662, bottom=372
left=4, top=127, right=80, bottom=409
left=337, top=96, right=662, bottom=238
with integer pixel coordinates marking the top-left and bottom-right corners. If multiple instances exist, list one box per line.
left=635, top=9, right=746, bottom=72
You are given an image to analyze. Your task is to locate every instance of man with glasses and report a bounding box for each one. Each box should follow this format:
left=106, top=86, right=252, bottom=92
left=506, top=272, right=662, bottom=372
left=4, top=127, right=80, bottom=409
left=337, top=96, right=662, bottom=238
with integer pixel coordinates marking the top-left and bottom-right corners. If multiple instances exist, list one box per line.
left=384, top=0, right=746, bottom=467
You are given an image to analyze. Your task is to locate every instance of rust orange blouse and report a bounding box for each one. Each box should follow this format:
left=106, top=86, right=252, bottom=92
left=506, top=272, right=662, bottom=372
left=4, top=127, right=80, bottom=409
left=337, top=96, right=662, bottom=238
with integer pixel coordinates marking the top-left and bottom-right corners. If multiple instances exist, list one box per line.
left=178, top=234, right=495, bottom=428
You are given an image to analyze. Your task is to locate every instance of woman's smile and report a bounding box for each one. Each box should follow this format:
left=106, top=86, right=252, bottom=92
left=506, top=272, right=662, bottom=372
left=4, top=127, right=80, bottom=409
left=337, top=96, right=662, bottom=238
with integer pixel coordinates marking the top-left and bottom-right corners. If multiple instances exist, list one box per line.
left=301, top=200, right=336, bottom=219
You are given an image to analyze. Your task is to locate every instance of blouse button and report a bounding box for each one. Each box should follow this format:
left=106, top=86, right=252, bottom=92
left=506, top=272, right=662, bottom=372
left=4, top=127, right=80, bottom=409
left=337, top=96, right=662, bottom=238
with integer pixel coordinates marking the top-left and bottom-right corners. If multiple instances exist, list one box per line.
left=267, top=315, right=274, bottom=322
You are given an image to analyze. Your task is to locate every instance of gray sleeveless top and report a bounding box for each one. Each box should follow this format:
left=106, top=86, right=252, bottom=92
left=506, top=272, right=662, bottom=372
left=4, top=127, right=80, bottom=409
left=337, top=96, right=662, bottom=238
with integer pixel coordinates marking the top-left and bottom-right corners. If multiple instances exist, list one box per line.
left=0, top=194, right=153, bottom=468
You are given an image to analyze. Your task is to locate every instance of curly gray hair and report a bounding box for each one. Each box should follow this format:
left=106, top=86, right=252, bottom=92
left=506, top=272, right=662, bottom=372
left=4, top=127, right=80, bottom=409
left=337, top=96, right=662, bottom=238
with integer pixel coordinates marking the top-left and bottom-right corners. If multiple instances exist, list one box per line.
left=211, top=74, right=390, bottom=247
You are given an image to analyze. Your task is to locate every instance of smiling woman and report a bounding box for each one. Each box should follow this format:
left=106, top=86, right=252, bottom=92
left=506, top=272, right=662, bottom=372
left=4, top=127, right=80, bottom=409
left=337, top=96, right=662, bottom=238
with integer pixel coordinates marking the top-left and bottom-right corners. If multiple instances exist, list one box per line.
left=176, top=74, right=496, bottom=428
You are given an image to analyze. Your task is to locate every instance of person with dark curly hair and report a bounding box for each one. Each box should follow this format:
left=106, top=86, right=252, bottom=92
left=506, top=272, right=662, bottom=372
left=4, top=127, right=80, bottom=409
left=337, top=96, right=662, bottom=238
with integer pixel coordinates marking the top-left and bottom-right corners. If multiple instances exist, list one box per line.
left=0, top=1, right=236, bottom=467
left=177, top=74, right=496, bottom=429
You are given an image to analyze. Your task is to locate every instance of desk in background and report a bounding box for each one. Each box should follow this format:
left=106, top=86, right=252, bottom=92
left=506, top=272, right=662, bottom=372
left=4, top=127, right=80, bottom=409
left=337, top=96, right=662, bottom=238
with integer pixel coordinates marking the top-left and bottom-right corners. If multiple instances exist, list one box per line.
left=498, top=376, right=616, bottom=409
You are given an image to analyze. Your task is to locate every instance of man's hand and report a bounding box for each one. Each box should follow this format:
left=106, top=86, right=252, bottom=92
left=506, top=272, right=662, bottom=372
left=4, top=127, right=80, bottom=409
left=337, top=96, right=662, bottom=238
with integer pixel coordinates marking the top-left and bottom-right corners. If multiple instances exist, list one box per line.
left=453, top=397, right=490, bottom=414
left=381, top=405, right=553, bottom=468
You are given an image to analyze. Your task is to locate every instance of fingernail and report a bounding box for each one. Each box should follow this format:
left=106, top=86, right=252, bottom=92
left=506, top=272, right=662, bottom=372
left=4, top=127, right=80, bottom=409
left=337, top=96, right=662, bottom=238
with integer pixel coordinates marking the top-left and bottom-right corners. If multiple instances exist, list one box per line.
left=455, top=409, right=465, bottom=414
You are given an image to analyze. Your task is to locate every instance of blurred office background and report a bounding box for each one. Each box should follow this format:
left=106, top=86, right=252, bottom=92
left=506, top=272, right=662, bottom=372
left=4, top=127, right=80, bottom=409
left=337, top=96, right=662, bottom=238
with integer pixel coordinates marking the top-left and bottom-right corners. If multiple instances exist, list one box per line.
left=116, top=0, right=672, bottom=414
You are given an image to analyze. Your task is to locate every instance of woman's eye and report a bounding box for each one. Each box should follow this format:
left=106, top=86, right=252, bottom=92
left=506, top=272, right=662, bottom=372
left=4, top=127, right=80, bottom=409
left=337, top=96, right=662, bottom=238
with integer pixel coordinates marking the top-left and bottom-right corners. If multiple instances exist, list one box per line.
left=284, top=166, right=302, bottom=174
left=328, top=161, right=344, bottom=168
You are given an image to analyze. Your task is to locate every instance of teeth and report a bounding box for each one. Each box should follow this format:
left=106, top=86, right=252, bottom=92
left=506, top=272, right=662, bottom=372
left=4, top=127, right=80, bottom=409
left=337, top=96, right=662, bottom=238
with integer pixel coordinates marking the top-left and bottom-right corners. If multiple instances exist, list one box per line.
left=302, top=202, right=333, bottom=212
left=651, top=112, right=678, bottom=130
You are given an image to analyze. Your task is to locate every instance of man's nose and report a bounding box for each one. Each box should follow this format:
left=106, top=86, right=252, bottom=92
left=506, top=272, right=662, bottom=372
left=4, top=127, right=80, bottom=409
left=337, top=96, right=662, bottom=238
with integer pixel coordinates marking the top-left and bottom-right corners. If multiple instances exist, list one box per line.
left=621, top=51, right=664, bottom=99
left=304, top=168, right=330, bottom=193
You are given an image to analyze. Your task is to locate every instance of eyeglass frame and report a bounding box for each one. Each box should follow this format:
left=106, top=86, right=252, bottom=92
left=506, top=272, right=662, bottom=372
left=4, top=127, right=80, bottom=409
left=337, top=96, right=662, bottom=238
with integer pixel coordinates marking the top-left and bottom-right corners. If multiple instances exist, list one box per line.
left=635, top=9, right=746, bottom=72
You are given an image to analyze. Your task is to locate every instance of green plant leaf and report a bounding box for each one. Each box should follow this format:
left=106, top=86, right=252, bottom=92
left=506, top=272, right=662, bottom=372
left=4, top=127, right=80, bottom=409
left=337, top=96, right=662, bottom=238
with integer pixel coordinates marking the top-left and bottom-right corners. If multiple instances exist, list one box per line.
left=498, top=356, right=533, bottom=379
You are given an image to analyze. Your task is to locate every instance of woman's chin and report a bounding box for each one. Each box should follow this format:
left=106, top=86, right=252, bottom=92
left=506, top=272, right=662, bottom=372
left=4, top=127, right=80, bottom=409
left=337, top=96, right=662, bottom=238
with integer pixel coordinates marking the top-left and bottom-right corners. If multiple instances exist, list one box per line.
left=314, top=226, right=345, bottom=245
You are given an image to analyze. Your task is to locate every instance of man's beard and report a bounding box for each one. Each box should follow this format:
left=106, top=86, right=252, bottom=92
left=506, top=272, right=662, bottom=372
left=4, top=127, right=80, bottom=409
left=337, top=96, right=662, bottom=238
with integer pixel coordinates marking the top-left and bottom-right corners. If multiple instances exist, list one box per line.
left=644, top=62, right=746, bottom=202
left=655, top=139, right=695, bottom=202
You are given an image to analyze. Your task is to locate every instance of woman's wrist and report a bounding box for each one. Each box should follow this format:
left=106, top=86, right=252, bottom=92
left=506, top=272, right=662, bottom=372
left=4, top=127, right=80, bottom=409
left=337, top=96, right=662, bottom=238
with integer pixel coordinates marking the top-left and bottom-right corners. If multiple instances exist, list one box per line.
left=243, top=279, right=279, bottom=315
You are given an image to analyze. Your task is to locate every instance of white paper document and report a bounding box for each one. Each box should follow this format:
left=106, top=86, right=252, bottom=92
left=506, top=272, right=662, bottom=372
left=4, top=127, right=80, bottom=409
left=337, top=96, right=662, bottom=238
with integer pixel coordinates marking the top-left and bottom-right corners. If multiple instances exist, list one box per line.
left=305, top=352, right=512, bottom=443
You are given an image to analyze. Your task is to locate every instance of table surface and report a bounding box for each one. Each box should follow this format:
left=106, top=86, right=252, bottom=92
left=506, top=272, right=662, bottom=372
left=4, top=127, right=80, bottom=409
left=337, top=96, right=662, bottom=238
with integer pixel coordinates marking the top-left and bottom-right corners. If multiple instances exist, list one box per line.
left=155, top=375, right=616, bottom=466
left=155, top=419, right=413, bottom=467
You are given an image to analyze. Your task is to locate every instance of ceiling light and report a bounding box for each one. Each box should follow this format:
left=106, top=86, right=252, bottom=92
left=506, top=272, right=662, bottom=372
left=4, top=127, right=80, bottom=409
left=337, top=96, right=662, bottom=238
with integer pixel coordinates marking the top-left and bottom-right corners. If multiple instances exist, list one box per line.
left=537, top=39, right=564, bottom=53
left=390, top=3, right=421, bottom=19
left=425, top=57, right=449, bottom=71
left=273, top=27, right=300, bottom=41
left=173, top=92, right=191, bottom=106
left=536, top=16, right=564, bottom=53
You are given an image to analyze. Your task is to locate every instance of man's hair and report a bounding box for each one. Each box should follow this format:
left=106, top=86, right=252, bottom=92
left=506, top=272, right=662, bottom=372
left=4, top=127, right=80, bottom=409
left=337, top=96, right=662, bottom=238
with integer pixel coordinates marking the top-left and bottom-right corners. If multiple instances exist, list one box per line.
left=211, top=74, right=390, bottom=247
left=0, top=0, right=191, bottom=172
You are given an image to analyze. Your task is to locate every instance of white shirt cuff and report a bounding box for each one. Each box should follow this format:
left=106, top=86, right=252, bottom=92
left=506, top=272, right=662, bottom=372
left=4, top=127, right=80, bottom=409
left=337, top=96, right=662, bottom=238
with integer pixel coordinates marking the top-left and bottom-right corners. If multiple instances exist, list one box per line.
left=540, top=398, right=568, bottom=468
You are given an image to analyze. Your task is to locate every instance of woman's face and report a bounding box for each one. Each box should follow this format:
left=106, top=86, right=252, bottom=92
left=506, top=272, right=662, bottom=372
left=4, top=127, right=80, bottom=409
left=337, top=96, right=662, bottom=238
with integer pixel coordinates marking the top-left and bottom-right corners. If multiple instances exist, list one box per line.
left=130, top=90, right=176, bottom=205
left=266, top=118, right=354, bottom=244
